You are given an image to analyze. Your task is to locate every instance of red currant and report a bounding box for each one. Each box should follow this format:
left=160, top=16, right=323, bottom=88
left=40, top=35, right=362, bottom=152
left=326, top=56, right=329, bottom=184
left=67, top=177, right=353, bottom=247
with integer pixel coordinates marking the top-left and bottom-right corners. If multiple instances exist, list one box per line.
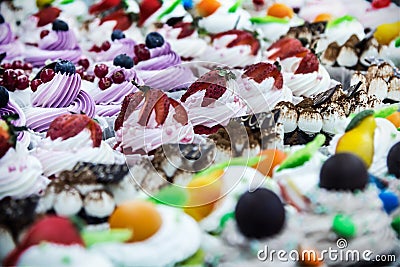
left=1, top=63, right=12, bottom=69
left=134, top=44, right=150, bottom=62
left=111, top=70, right=125, bottom=84
left=16, top=75, right=29, bottom=90
left=12, top=60, right=23, bottom=69
left=40, top=30, right=50, bottom=39
left=78, top=58, right=90, bottom=70
left=23, top=62, right=33, bottom=71
left=3, top=69, right=17, bottom=88
left=40, top=69, right=55, bottom=83
left=98, top=77, right=112, bottom=90
left=30, top=79, right=43, bottom=92
left=101, top=41, right=111, bottom=51
left=94, top=64, right=109, bottom=78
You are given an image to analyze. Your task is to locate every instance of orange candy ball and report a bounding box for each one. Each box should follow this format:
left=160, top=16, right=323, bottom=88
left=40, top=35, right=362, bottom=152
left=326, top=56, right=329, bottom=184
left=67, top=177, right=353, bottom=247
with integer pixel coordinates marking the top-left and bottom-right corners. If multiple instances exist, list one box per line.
left=267, top=3, right=294, bottom=19
left=314, top=13, right=333, bottom=22
left=253, top=149, right=287, bottom=177
left=299, top=248, right=324, bottom=266
left=109, top=200, right=162, bottom=242
left=196, top=0, right=221, bottom=17
left=386, top=112, right=400, bottom=128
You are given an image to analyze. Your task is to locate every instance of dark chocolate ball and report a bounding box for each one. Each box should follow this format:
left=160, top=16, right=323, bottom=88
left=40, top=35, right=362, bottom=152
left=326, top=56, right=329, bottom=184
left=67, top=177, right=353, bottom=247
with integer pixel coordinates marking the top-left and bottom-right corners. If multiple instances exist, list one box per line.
left=387, top=142, right=400, bottom=178
left=235, top=188, right=285, bottom=239
left=320, top=153, right=368, bottom=191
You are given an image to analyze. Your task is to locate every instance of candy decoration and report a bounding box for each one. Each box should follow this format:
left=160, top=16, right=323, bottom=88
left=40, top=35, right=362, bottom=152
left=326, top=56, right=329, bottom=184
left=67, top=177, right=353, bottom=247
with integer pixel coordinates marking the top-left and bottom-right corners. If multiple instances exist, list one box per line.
left=379, top=191, right=399, bottom=214
left=332, top=214, right=356, bottom=238
left=228, top=0, right=243, bottom=13
left=151, top=185, right=189, bottom=206
left=391, top=216, right=400, bottom=235
left=374, top=21, right=400, bottom=45
left=157, top=0, right=181, bottom=20
left=81, top=229, right=133, bottom=247
left=374, top=104, right=399, bottom=119
left=250, top=16, right=288, bottom=24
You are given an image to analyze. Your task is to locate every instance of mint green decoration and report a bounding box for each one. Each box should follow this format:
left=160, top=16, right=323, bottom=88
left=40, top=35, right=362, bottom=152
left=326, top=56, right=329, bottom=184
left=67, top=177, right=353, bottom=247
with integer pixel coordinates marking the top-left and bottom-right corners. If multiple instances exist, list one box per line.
left=391, top=216, right=400, bottom=235
left=327, top=15, right=355, bottom=29
left=228, top=0, right=243, bottom=13
left=332, top=214, right=357, bottom=238
left=277, top=134, right=325, bottom=172
left=179, top=249, right=206, bottom=266
left=250, top=16, right=289, bottom=24
left=345, top=109, right=374, bottom=132
left=157, top=0, right=181, bottom=20
left=150, top=185, right=189, bottom=206
left=81, top=229, right=133, bottom=247
left=374, top=104, right=399, bottom=118
left=60, top=0, right=74, bottom=4
left=395, top=37, right=400, bottom=48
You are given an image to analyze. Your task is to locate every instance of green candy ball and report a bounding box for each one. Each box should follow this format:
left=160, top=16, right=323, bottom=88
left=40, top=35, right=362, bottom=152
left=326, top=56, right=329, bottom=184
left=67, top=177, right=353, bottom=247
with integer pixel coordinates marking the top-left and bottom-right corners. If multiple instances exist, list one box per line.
left=332, top=214, right=357, bottom=238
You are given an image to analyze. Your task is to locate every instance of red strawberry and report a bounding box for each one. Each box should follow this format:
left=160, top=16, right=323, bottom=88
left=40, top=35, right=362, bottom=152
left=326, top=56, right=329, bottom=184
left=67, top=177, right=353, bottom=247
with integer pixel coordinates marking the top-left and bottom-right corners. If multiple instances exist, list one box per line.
left=267, top=37, right=308, bottom=60
left=170, top=98, right=188, bottom=125
left=115, top=92, right=145, bottom=131
left=243, top=62, right=283, bottom=89
left=138, top=89, right=166, bottom=126
left=46, top=114, right=102, bottom=148
left=89, top=0, right=121, bottom=14
left=202, top=83, right=227, bottom=106
left=213, top=30, right=260, bottom=56
left=174, top=22, right=195, bottom=39
left=372, top=0, right=390, bottom=9
left=0, top=120, right=11, bottom=159
left=33, top=6, right=61, bottom=27
left=4, top=216, right=83, bottom=266
left=100, top=9, right=133, bottom=31
left=138, top=0, right=162, bottom=27
left=154, top=93, right=170, bottom=125
left=294, top=51, right=319, bottom=74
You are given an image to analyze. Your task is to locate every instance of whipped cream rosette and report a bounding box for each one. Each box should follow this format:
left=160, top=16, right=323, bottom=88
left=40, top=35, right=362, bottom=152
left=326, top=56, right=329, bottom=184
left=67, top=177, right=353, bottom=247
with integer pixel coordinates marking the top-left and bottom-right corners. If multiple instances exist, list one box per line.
left=24, top=19, right=82, bottom=67
left=199, top=29, right=261, bottom=68
left=0, top=14, right=24, bottom=61
left=33, top=113, right=121, bottom=177
left=134, top=32, right=195, bottom=91
left=25, top=60, right=95, bottom=132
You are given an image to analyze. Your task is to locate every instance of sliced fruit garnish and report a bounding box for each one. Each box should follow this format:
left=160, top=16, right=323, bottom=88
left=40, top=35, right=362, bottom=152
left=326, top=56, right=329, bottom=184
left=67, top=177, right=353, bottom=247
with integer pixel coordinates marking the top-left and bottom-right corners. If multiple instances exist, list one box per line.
left=267, top=37, right=308, bottom=60
left=212, top=30, right=260, bottom=55
left=294, top=51, right=319, bottom=74
left=33, top=6, right=61, bottom=27
left=81, top=229, right=132, bottom=247
left=243, top=62, right=283, bottom=89
left=345, top=110, right=374, bottom=132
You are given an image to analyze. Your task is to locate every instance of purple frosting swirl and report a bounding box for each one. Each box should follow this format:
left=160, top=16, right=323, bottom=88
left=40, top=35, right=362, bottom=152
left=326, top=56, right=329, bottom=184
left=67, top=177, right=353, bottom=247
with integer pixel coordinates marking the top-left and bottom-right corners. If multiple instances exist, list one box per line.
left=0, top=23, right=24, bottom=61
left=0, top=99, right=29, bottom=145
left=24, top=30, right=82, bottom=67
left=135, top=42, right=181, bottom=71
left=90, top=38, right=136, bottom=62
left=26, top=75, right=95, bottom=132
left=0, top=23, right=12, bottom=45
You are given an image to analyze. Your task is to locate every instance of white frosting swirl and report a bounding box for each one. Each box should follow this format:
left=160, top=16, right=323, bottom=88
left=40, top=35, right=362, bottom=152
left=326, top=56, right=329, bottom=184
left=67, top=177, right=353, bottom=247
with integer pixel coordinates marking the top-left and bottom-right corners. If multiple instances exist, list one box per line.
left=198, top=7, right=252, bottom=34
left=380, top=39, right=400, bottom=67
left=33, top=129, right=119, bottom=177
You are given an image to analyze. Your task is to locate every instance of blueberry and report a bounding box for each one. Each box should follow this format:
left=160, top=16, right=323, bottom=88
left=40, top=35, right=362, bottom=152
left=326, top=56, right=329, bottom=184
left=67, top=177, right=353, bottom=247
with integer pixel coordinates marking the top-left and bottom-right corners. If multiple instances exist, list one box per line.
left=0, top=86, right=9, bottom=108
left=111, top=30, right=125, bottom=41
left=145, top=32, right=164, bottom=49
left=54, top=59, right=76, bottom=75
left=0, top=14, right=4, bottom=24
left=113, top=54, right=134, bottom=69
left=52, top=19, right=69, bottom=32
left=182, top=0, right=194, bottom=9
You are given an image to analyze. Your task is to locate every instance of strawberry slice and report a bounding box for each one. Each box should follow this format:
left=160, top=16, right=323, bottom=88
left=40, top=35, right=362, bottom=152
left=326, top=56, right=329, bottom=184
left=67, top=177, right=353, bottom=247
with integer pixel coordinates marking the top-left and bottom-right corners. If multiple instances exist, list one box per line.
left=115, top=92, right=145, bottom=131
left=294, top=51, right=319, bottom=74
left=0, top=121, right=11, bottom=159
left=267, top=37, right=308, bottom=60
left=170, top=98, right=188, bottom=125
left=138, top=0, right=162, bottom=26
left=372, top=0, right=390, bottom=9
left=213, top=30, right=260, bottom=56
left=4, top=216, right=83, bottom=266
left=89, top=0, right=121, bottom=14
left=202, top=83, right=227, bottom=106
left=33, top=6, right=61, bottom=27
left=173, top=22, right=195, bottom=39
left=154, top=93, right=170, bottom=125
left=243, top=62, right=283, bottom=89
left=47, top=114, right=102, bottom=148
left=100, top=9, right=133, bottom=31
left=138, top=90, right=166, bottom=126
left=193, top=125, right=222, bottom=135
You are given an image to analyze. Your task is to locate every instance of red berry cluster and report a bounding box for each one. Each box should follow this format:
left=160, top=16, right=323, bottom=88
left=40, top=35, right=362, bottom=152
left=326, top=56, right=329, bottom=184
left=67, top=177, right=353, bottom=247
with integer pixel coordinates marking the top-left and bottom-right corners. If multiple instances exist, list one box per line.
left=133, top=44, right=150, bottom=64
left=94, top=63, right=126, bottom=90
left=0, top=60, right=33, bottom=91
left=89, top=41, right=112, bottom=53
left=76, top=58, right=95, bottom=82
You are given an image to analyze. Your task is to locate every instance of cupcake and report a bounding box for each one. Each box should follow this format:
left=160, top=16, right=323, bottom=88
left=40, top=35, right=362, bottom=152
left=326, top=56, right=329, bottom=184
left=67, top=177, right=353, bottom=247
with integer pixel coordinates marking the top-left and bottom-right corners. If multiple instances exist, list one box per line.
left=134, top=32, right=195, bottom=91
left=83, top=54, right=142, bottom=117
left=88, top=29, right=136, bottom=63
left=32, top=113, right=122, bottom=177
left=24, top=19, right=82, bottom=67
left=298, top=153, right=398, bottom=266
left=114, top=86, right=194, bottom=155
left=0, top=14, right=24, bottom=62
left=199, top=29, right=261, bottom=68
left=24, top=59, right=95, bottom=133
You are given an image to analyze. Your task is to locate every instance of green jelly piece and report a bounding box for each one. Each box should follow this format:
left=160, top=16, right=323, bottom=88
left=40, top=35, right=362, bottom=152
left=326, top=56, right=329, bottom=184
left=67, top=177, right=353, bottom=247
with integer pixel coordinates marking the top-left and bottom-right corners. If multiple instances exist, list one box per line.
left=250, top=16, right=289, bottom=24
left=150, top=185, right=188, bottom=207
left=395, top=37, right=400, bottom=48
left=277, top=134, right=325, bottom=172
left=228, top=0, right=243, bottom=13
left=81, top=229, right=132, bottom=247
left=332, top=214, right=357, bottom=238
left=157, top=0, right=181, bottom=20
left=179, top=249, right=205, bottom=266
left=60, top=0, right=74, bottom=4
left=327, top=15, right=356, bottom=29
left=193, top=156, right=263, bottom=179
left=391, top=216, right=400, bottom=235
left=345, top=109, right=374, bottom=132
left=374, top=104, right=399, bottom=118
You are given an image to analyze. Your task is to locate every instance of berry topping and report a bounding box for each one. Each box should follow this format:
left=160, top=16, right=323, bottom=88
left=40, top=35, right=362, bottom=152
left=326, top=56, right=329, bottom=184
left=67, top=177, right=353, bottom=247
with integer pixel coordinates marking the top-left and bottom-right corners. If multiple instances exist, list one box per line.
left=40, top=68, right=55, bottom=83
left=83, top=74, right=95, bottom=82
left=235, top=188, right=286, bottom=239
left=75, top=66, right=84, bottom=77
left=0, top=86, right=9, bottom=108
left=22, top=62, right=33, bottom=71
left=387, top=142, right=400, bottom=178
left=372, top=0, right=390, bottom=9
left=52, top=19, right=69, bottom=31
left=11, top=60, right=23, bottom=70
left=30, top=79, right=42, bottom=92
left=145, top=32, right=165, bottom=48
left=16, top=75, right=29, bottom=90
left=0, top=14, right=4, bottom=24
left=320, top=153, right=369, bottom=191
left=267, top=37, right=308, bottom=60
left=212, top=30, right=260, bottom=56
left=174, top=22, right=195, bottom=39
left=94, top=63, right=109, bottom=78
left=138, top=0, right=163, bottom=26
left=33, top=6, right=61, bottom=27
left=40, top=30, right=50, bottom=39
left=3, top=69, right=17, bottom=91
left=243, top=62, right=283, bottom=89
left=78, top=58, right=90, bottom=70
left=111, top=70, right=125, bottom=84
left=47, top=114, right=102, bottom=148
left=113, top=54, right=134, bottom=69
left=111, top=29, right=126, bottom=41
left=294, top=51, right=319, bottom=74
left=134, top=44, right=151, bottom=62
left=89, top=44, right=102, bottom=53
left=99, top=77, right=112, bottom=90
left=54, top=59, right=76, bottom=75
left=101, top=40, right=111, bottom=51
left=115, top=92, right=144, bottom=131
